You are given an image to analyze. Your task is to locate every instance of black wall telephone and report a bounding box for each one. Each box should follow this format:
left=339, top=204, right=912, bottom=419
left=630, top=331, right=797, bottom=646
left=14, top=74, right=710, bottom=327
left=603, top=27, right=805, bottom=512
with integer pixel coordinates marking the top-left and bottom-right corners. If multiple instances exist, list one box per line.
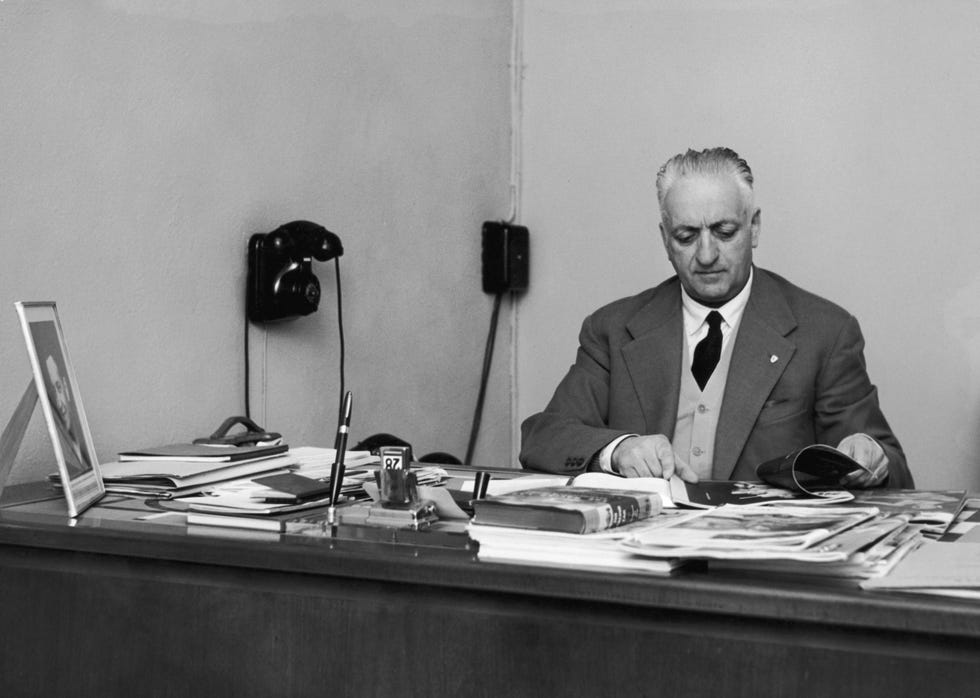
left=247, top=220, right=344, bottom=322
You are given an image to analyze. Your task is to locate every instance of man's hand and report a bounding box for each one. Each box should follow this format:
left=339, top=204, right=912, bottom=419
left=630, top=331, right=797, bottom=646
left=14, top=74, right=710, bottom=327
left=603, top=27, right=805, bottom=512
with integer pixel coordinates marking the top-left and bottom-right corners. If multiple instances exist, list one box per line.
left=610, top=435, right=699, bottom=482
left=837, top=433, right=889, bottom=488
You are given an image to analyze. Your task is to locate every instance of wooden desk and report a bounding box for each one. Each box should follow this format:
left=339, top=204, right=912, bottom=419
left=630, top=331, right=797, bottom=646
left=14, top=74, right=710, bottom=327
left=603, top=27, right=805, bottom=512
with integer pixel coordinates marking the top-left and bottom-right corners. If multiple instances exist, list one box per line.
left=1, top=495, right=979, bottom=697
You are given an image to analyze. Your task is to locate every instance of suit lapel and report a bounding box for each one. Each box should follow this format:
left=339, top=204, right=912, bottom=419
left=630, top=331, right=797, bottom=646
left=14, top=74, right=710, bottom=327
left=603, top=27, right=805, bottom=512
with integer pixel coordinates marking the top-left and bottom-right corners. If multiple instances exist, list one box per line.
left=622, top=281, right=683, bottom=436
left=714, top=270, right=797, bottom=479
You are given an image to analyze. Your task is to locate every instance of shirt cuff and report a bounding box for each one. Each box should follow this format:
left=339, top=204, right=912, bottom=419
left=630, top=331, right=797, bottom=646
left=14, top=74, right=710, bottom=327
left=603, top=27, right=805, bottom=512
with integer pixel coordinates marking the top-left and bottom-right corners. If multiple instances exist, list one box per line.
left=597, top=434, right=637, bottom=473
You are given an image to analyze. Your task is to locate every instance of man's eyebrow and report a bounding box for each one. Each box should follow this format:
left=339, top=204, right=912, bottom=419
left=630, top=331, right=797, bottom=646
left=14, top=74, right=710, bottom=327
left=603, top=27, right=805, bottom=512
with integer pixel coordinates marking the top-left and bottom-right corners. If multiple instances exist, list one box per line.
left=671, top=218, right=740, bottom=232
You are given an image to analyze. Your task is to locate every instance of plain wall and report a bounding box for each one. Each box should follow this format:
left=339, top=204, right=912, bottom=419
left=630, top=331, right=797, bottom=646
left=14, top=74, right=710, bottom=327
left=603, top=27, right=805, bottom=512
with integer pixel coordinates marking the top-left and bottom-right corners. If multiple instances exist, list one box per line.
left=517, top=0, right=980, bottom=490
left=0, top=0, right=514, bottom=482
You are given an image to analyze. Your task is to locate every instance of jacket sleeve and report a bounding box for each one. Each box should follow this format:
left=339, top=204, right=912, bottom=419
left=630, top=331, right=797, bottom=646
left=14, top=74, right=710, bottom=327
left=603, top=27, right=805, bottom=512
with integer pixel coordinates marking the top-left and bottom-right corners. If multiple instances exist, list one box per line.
left=813, top=315, right=913, bottom=488
left=519, top=313, right=633, bottom=475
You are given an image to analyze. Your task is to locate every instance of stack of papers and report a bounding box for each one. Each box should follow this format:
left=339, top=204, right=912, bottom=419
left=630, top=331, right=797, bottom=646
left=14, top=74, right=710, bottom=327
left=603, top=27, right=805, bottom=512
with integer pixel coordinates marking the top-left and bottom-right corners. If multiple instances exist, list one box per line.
left=182, top=468, right=376, bottom=517
left=709, top=516, right=924, bottom=580
left=861, top=541, right=980, bottom=597
left=286, top=446, right=379, bottom=478
left=118, top=442, right=289, bottom=462
left=90, top=454, right=296, bottom=498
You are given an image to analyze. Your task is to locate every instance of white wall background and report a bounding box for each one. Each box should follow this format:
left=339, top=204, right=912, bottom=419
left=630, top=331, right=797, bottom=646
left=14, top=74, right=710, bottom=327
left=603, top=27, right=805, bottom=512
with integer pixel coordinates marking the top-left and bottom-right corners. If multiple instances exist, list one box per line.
left=0, top=0, right=514, bottom=483
left=517, top=0, right=980, bottom=490
left=4, top=0, right=978, bottom=493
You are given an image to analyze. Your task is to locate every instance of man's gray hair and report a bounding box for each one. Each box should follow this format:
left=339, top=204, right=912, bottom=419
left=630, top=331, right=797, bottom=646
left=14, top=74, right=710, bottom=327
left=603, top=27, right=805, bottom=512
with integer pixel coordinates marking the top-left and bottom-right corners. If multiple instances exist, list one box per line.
left=656, top=147, right=754, bottom=213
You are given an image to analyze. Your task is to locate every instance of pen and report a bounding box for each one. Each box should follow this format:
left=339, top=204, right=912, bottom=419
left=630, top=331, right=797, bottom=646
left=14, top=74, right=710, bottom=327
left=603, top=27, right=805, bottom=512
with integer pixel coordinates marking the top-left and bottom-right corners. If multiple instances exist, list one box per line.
left=473, top=471, right=491, bottom=500
left=327, top=391, right=353, bottom=524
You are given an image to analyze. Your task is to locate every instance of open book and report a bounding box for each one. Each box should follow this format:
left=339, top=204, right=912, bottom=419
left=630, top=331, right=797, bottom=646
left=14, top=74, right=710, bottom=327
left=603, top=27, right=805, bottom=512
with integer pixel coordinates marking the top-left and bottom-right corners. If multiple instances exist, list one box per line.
left=571, top=470, right=854, bottom=509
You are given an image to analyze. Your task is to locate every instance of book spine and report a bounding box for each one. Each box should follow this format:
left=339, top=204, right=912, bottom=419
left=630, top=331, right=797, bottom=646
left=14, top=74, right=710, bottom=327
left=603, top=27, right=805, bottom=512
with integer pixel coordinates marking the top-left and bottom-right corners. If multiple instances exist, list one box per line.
left=584, top=495, right=658, bottom=533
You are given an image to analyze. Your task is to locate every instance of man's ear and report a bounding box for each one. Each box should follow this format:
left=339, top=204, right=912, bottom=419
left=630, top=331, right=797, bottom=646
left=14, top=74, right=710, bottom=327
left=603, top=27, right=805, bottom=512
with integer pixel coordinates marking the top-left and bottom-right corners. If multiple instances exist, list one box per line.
left=750, top=208, right=761, bottom=248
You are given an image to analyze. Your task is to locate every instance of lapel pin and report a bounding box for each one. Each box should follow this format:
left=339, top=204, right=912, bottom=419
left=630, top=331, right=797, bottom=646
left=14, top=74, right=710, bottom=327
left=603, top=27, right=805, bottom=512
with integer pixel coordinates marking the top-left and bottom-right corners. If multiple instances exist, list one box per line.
left=770, top=354, right=778, bottom=364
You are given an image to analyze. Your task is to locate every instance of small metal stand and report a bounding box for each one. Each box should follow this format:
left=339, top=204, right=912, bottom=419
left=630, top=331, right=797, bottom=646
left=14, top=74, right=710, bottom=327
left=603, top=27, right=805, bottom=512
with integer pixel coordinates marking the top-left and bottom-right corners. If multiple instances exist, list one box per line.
left=0, top=381, right=61, bottom=508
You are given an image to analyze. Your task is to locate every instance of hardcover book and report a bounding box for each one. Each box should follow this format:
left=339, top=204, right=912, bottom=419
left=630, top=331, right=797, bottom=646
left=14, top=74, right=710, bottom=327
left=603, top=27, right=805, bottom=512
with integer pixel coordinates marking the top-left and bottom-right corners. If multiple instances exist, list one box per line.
left=468, top=516, right=692, bottom=576
left=469, top=486, right=661, bottom=534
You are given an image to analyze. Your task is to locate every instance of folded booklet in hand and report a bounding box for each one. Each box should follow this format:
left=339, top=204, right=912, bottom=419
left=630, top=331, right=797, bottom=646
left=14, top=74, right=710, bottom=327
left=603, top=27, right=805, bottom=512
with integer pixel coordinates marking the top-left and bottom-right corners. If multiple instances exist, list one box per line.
left=755, top=444, right=870, bottom=494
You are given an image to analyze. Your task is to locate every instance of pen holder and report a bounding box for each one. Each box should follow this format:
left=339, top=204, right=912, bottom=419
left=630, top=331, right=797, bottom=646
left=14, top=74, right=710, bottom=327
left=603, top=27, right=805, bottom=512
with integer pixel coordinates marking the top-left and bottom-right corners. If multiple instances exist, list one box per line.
left=377, top=468, right=420, bottom=509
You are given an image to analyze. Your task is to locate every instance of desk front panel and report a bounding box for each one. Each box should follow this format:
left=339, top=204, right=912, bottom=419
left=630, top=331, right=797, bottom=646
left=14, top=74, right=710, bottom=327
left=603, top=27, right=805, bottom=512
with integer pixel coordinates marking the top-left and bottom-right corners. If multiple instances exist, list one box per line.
left=0, top=500, right=978, bottom=697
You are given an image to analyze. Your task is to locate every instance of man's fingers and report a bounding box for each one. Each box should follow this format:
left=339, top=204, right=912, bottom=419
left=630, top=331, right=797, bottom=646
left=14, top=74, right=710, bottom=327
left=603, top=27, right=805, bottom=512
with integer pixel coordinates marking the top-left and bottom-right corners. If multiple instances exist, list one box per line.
left=655, top=438, right=675, bottom=480
left=673, top=457, right=699, bottom=484
left=840, top=468, right=868, bottom=488
left=629, top=458, right=663, bottom=478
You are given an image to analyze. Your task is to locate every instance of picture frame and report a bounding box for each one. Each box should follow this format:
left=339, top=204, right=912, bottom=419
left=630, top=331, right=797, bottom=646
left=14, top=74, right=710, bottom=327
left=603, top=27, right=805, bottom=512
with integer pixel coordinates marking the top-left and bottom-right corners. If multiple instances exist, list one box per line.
left=14, top=301, right=104, bottom=516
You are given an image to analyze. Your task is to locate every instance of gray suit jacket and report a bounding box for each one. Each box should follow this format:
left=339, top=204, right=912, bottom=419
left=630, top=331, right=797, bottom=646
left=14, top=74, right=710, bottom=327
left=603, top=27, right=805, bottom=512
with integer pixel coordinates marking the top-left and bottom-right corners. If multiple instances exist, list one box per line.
left=519, top=267, right=913, bottom=487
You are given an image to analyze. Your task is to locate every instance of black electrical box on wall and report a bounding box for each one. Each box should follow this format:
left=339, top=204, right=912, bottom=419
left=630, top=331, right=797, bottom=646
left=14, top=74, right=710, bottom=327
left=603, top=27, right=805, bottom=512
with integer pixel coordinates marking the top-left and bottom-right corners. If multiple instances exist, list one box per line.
left=481, top=222, right=529, bottom=294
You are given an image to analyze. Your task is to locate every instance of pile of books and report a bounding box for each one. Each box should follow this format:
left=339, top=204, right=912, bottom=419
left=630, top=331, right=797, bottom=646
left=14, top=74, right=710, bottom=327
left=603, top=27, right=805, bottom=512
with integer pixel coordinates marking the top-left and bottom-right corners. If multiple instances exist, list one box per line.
left=467, top=485, right=692, bottom=576
left=468, top=512, right=694, bottom=576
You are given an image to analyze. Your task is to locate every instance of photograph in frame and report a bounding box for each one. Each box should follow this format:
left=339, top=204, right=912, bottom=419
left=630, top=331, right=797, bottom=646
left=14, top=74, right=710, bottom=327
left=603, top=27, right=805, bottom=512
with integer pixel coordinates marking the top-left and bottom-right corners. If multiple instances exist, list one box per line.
left=14, top=301, right=104, bottom=517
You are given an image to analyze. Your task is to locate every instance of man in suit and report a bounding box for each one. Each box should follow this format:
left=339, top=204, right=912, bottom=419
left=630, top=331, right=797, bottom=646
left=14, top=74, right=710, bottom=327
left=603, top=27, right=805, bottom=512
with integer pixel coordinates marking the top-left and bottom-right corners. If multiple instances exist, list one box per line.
left=520, top=147, right=912, bottom=488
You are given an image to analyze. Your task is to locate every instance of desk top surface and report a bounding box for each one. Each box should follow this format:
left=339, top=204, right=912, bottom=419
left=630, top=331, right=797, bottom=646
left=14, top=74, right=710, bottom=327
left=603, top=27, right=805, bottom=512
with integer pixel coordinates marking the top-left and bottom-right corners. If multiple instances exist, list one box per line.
left=2, top=477, right=980, bottom=641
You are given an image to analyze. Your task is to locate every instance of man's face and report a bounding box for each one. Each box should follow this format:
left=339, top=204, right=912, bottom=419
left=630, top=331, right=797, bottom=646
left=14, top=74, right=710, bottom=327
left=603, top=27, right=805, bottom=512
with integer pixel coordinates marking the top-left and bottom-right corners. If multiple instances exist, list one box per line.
left=659, top=173, right=760, bottom=306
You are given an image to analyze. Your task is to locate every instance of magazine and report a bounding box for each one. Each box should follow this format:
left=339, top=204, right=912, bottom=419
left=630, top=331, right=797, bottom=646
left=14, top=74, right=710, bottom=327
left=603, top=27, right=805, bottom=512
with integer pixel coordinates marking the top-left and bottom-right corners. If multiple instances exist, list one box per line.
left=846, top=489, right=966, bottom=536
left=755, top=444, right=870, bottom=494
left=620, top=504, right=880, bottom=559
left=709, top=516, right=923, bottom=576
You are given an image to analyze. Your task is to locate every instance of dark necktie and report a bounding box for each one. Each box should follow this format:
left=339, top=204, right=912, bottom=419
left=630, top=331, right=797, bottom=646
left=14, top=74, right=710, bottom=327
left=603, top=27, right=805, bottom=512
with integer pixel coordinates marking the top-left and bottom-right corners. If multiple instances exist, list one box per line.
left=692, top=310, right=723, bottom=390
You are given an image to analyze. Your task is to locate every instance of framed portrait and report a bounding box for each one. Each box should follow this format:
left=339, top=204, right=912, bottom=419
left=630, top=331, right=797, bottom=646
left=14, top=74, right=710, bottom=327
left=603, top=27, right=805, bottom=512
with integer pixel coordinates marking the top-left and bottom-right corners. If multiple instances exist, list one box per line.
left=14, top=301, right=104, bottom=517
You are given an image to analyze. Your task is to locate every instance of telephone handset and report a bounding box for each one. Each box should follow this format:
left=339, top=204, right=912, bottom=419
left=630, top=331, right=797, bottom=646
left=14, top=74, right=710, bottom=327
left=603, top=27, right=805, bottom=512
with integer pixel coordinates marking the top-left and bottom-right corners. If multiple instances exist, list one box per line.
left=193, top=415, right=282, bottom=447
left=247, top=220, right=344, bottom=322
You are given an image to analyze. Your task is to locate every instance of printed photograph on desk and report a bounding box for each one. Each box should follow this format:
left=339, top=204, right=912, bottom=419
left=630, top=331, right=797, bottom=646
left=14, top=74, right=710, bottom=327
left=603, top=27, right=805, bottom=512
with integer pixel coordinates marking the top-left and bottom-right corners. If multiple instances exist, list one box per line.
left=847, top=488, right=967, bottom=535
left=15, top=301, right=104, bottom=517
left=684, top=480, right=854, bottom=507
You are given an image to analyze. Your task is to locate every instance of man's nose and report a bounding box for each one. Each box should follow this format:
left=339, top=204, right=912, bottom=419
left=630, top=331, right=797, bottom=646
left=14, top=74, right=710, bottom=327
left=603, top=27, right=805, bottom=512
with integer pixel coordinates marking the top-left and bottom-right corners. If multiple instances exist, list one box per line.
left=695, top=230, right=718, bottom=265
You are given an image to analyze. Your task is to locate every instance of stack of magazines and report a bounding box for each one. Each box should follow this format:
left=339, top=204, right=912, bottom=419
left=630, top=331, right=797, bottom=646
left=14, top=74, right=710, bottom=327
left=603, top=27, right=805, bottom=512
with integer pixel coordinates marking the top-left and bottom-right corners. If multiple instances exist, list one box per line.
left=618, top=504, right=926, bottom=581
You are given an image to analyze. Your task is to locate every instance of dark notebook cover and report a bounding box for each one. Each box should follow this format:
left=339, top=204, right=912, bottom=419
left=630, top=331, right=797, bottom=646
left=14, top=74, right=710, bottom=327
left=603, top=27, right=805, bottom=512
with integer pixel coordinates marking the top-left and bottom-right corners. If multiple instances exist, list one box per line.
left=252, top=473, right=333, bottom=503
